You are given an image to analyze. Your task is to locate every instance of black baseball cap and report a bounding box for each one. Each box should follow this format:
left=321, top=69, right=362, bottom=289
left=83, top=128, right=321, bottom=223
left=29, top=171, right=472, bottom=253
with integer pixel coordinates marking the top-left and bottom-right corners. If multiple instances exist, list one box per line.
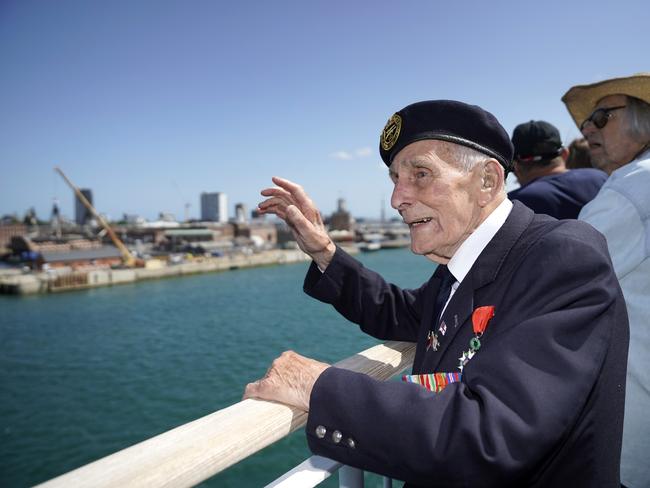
left=379, top=100, right=514, bottom=173
left=511, top=120, right=563, bottom=162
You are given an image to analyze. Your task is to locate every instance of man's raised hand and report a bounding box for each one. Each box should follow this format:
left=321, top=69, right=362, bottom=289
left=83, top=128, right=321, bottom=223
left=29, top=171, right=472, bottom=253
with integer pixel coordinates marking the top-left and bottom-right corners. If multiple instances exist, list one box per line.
left=258, top=177, right=336, bottom=270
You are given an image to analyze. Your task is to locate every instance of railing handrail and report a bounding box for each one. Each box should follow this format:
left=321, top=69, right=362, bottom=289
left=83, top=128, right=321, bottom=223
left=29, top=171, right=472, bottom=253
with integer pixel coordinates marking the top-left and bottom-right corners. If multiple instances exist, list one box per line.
left=37, top=341, right=416, bottom=488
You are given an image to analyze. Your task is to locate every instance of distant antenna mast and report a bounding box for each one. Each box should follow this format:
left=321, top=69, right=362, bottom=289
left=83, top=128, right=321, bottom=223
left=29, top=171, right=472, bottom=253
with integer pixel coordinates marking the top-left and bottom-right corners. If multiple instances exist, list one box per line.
left=184, top=202, right=191, bottom=222
left=172, top=180, right=191, bottom=223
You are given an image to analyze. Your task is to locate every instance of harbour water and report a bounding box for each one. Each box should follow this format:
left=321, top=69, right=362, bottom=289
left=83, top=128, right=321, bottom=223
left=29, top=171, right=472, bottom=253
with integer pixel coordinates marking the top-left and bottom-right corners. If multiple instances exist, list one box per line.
left=0, top=248, right=434, bottom=487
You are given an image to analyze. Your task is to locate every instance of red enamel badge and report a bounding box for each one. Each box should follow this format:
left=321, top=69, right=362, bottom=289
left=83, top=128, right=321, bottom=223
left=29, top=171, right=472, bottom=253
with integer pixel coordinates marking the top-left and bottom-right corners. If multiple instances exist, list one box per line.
left=471, top=305, right=495, bottom=336
left=460, top=306, right=496, bottom=372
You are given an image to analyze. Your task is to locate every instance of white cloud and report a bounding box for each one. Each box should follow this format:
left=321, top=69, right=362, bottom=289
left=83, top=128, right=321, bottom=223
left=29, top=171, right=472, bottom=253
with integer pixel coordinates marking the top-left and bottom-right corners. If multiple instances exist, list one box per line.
left=330, top=151, right=353, bottom=160
left=330, top=146, right=373, bottom=160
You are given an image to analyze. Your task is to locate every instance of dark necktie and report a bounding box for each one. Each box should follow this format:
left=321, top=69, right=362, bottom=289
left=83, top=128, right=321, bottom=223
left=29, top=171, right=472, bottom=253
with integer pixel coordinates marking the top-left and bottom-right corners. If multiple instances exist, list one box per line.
left=434, top=265, right=455, bottom=323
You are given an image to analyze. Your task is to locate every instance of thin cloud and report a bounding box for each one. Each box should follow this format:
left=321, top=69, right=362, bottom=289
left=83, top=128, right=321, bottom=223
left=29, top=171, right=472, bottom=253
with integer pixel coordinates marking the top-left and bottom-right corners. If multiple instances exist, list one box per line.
left=330, top=151, right=353, bottom=160
left=355, top=147, right=372, bottom=158
left=330, top=146, right=373, bottom=161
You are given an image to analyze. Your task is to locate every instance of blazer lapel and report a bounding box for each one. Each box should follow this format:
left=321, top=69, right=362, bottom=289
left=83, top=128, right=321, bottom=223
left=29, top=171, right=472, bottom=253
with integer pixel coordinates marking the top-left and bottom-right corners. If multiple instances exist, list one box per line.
left=425, top=201, right=536, bottom=373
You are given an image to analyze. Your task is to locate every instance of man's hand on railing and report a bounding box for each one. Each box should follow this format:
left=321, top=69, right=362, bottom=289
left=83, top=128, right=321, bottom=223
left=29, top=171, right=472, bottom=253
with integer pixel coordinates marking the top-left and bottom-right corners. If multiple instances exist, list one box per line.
left=243, top=350, right=330, bottom=411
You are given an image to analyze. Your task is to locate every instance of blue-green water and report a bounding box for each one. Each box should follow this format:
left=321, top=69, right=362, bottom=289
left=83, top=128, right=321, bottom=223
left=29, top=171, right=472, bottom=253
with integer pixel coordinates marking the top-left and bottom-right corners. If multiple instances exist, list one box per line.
left=0, top=249, right=434, bottom=487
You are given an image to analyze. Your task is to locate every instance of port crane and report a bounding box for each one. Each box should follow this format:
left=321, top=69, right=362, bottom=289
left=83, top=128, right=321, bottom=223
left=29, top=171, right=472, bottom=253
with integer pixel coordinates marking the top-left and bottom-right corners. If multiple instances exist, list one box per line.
left=54, top=166, right=139, bottom=267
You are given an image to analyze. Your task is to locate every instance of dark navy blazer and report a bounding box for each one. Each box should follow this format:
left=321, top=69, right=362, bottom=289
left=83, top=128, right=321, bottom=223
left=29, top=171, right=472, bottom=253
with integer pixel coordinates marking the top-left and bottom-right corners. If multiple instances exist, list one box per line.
left=508, top=168, right=607, bottom=219
left=303, top=202, right=628, bottom=487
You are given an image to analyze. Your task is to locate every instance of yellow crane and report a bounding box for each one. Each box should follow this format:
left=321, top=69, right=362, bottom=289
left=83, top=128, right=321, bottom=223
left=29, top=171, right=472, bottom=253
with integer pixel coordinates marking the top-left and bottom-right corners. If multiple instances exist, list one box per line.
left=54, top=166, right=139, bottom=268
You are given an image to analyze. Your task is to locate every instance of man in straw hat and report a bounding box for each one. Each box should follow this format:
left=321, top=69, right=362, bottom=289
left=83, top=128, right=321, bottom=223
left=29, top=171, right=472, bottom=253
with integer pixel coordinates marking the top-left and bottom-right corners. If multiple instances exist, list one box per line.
left=245, top=100, right=629, bottom=487
left=563, top=73, right=650, bottom=488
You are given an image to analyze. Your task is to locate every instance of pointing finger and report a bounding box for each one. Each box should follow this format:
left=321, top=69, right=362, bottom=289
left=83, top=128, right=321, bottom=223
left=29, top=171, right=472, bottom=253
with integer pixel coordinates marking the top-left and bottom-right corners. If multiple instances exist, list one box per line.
left=258, top=197, right=291, bottom=208
left=257, top=206, right=288, bottom=221
left=260, top=187, right=293, bottom=200
left=271, top=177, right=313, bottom=208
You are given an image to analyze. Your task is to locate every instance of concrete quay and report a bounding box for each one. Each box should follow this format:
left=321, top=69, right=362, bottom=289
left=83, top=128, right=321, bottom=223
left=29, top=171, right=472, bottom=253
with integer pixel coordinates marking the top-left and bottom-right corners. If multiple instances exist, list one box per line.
left=0, top=249, right=325, bottom=295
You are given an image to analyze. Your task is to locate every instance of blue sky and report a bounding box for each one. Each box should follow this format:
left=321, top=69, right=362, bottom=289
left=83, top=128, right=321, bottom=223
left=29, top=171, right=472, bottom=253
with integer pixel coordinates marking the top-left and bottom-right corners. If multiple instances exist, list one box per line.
left=1, top=0, right=647, bottom=221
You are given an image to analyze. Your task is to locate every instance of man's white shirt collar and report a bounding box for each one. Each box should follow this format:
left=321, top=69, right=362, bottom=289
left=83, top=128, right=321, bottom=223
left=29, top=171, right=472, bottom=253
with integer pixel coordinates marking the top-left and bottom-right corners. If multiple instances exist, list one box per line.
left=447, top=198, right=513, bottom=285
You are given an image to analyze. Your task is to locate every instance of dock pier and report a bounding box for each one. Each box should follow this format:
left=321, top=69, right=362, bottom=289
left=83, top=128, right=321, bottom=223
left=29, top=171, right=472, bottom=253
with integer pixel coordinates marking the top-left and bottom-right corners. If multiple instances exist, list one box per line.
left=0, top=249, right=324, bottom=295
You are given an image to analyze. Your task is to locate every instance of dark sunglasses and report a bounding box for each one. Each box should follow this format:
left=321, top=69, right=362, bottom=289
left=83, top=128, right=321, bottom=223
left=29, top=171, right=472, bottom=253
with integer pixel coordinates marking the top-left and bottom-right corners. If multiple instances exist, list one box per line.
left=580, top=106, right=626, bottom=131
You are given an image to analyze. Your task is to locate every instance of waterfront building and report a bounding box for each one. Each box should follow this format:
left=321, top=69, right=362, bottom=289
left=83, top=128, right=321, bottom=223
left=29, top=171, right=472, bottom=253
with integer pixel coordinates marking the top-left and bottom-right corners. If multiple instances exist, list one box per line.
left=234, top=203, right=248, bottom=223
left=8, top=235, right=122, bottom=269
left=234, top=221, right=277, bottom=248
left=329, top=198, right=355, bottom=231
left=40, top=247, right=123, bottom=269
left=0, top=223, right=27, bottom=253
left=162, top=228, right=215, bottom=250
left=75, top=189, right=93, bottom=226
left=251, top=208, right=265, bottom=220
left=201, top=192, right=228, bottom=223
left=274, top=221, right=298, bottom=249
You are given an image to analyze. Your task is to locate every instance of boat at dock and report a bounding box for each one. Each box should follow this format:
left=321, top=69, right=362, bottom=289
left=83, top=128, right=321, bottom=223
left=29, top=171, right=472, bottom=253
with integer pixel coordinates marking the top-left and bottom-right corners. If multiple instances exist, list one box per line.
left=358, top=241, right=381, bottom=252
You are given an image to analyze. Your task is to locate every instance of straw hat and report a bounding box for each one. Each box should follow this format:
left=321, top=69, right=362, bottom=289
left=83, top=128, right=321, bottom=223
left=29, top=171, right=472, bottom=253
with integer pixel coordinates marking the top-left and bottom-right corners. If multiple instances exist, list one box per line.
left=561, top=73, right=650, bottom=128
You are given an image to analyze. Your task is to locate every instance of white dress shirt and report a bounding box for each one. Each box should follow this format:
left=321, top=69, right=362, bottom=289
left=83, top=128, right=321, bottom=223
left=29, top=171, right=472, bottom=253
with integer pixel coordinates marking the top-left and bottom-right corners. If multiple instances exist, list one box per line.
left=442, top=198, right=513, bottom=314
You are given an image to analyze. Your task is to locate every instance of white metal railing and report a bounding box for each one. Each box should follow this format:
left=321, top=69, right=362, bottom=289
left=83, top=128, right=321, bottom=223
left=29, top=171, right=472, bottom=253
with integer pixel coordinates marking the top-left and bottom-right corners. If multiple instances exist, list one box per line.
left=37, top=341, right=415, bottom=488
left=263, top=455, right=351, bottom=488
left=265, top=456, right=393, bottom=488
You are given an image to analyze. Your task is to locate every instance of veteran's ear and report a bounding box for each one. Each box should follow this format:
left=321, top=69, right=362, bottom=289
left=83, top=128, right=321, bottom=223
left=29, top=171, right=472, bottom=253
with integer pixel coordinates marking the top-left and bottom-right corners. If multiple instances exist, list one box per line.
left=478, top=159, right=504, bottom=207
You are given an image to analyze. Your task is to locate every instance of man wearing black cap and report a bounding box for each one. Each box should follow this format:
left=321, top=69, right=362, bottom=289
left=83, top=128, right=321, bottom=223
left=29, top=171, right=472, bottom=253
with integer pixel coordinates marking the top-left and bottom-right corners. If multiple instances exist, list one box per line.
left=246, top=100, right=628, bottom=487
left=508, top=120, right=606, bottom=219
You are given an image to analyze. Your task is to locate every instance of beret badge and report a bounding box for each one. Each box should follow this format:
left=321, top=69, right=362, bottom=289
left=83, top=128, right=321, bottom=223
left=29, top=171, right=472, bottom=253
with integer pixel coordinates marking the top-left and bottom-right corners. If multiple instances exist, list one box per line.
left=380, top=113, right=402, bottom=151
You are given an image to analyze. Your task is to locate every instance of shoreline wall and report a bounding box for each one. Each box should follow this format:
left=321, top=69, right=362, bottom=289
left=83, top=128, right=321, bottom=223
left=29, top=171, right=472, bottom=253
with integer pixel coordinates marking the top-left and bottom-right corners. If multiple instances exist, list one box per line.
left=0, top=249, right=331, bottom=296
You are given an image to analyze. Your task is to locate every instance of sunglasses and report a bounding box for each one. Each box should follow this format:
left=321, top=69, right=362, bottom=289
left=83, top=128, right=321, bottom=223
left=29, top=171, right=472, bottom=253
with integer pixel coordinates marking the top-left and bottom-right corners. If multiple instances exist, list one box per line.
left=580, top=106, right=626, bottom=131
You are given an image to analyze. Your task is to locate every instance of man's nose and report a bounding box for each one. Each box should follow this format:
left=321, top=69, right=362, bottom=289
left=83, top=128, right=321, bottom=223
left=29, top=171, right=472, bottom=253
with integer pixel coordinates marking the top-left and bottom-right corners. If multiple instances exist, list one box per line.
left=390, top=180, right=411, bottom=210
left=581, top=121, right=597, bottom=137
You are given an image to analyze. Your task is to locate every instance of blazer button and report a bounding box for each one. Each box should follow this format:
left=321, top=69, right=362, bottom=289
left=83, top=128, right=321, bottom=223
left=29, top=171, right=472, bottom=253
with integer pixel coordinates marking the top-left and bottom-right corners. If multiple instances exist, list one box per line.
left=347, top=437, right=356, bottom=449
left=315, top=425, right=326, bottom=439
left=332, top=430, right=342, bottom=443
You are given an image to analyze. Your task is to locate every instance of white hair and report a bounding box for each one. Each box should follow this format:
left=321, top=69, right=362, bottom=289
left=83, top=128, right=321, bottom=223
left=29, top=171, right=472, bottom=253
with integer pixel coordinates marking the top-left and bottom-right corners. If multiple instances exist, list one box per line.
left=625, top=96, right=650, bottom=143
left=435, top=140, right=491, bottom=172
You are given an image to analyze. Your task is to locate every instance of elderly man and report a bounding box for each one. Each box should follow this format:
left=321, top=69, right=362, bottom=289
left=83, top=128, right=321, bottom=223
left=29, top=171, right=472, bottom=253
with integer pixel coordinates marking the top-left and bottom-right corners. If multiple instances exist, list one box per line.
left=246, top=100, right=628, bottom=487
left=563, top=73, right=650, bottom=488
left=508, top=120, right=606, bottom=218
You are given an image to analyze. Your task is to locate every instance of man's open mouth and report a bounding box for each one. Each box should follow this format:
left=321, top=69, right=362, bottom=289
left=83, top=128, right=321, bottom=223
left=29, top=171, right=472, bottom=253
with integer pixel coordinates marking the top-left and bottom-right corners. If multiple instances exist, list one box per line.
left=587, top=139, right=601, bottom=149
left=408, top=218, right=432, bottom=227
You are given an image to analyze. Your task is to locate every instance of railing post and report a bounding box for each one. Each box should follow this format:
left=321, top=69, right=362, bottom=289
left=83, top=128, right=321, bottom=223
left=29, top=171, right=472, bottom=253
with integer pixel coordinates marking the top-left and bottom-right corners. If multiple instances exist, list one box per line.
left=338, top=465, right=363, bottom=488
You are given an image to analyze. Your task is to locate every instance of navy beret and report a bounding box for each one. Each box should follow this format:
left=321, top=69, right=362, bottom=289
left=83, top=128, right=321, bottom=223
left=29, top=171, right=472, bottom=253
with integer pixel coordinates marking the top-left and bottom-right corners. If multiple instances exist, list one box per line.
left=379, top=100, right=514, bottom=173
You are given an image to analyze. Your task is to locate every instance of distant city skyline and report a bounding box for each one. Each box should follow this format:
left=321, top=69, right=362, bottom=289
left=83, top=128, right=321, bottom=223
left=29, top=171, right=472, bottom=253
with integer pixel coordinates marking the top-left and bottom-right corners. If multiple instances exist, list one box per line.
left=1, top=0, right=647, bottom=221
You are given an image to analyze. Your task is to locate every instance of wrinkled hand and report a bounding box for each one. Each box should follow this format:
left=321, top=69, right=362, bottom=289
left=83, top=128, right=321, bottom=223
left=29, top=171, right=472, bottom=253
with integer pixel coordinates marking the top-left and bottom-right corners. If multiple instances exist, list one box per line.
left=258, top=176, right=336, bottom=270
left=243, top=350, right=330, bottom=411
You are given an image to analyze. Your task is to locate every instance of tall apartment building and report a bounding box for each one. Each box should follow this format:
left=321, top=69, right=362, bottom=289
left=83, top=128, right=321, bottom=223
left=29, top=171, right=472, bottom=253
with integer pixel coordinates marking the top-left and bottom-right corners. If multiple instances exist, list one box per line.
left=201, top=192, right=228, bottom=223
left=75, top=189, right=93, bottom=226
